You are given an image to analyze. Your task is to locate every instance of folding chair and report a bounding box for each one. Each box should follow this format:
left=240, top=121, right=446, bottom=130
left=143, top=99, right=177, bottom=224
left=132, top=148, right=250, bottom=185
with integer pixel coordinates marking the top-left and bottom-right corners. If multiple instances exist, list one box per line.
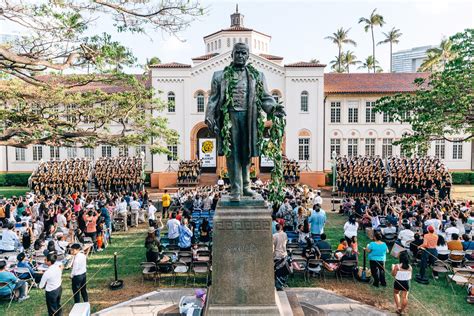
left=178, top=251, right=193, bottom=266
left=432, top=260, right=455, bottom=293
left=173, top=261, right=189, bottom=286
left=337, top=260, right=358, bottom=283
left=196, top=250, right=211, bottom=263
left=191, top=261, right=209, bottom=286
left=0, top=281, right=15, bottom=309
left=307, top=259, right=324, bottom=282
left=449, top=251, right=465, bottom=267
left=156, top=262, right=175, bottom=286
left=13, top=267, right=37, bottom=292
left=291, top=249, right=305, bottom=261
left=291, top=258, right=308, bottom=282
left=166, top=244, right=180, bottom=251
left=140, top=262, right=157, bottom=284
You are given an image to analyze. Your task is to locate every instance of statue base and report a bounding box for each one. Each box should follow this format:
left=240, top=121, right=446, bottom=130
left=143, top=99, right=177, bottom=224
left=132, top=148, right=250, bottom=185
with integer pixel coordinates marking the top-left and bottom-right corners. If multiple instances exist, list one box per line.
left=205, top=195, right=283, bottom=315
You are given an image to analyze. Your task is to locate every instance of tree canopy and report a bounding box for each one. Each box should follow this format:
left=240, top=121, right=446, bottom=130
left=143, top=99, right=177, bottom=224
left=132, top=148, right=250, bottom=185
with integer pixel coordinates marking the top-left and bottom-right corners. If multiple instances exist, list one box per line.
left=0, top=0, right=204, bottom=151
left=375, top=29, right=473, bottom=153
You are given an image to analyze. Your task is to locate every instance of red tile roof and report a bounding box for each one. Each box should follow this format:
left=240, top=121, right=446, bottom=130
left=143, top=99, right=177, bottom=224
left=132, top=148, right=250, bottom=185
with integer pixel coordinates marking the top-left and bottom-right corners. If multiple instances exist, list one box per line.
left=149, top=62, right=191, bottom=68
left=285, top=61, right=326, bottom=68
left=203, top=26, right=271, bottom=39
left=191, top=53, right=219, bottom=61
left=324, top=73, right=430, bottom=94
left=259, top=53, right=284, bottom=61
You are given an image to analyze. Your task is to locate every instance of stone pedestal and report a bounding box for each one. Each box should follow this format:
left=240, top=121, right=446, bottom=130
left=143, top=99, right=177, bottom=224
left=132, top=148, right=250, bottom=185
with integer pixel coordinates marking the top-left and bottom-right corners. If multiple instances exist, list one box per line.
left=205, top=195, right=282, bottom=315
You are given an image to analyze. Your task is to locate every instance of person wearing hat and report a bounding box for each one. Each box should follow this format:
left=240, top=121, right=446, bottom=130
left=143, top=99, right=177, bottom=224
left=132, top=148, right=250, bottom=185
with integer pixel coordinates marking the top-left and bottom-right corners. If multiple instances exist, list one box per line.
left=70, top=244, right=88, bottom=303
left=416, top=225, right=438, bottom=284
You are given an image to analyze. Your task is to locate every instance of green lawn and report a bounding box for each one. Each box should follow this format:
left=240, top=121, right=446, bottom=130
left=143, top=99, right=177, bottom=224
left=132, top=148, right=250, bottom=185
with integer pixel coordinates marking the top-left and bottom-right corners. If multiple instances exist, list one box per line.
left=1, top=206, right=472, bottom=315
left=0, top=186, right=30, bottom=199
left=288, top=210, right=471, bottom=316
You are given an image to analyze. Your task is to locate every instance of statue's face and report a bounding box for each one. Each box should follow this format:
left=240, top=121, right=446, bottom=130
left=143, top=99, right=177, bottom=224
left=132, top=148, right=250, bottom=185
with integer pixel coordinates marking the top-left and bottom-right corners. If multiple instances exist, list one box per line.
left=232, top=44, right=249, bottom=67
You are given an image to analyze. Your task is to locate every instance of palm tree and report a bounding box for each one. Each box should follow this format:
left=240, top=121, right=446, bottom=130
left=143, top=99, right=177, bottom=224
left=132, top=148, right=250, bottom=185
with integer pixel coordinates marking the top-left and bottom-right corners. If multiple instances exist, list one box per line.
left=343, top=50, right=360, bottom=73
left=358, top=56, right=382, bottom=73
left=418, top=38, right=454, bottom=72
left=377, top=27, right=402, bottom=72
left=359, top=8, right=385, bottom=73
left=325, top=27, right=357, bottom=72
left=309, top=58, right=320, bottom=64
left=330, top=54, right=346, bottom=73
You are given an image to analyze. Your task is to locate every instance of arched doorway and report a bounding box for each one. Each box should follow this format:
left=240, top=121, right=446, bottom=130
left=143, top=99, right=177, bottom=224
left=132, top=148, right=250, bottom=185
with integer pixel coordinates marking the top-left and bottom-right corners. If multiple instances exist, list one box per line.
left=190, top=122, right=217, bottom=173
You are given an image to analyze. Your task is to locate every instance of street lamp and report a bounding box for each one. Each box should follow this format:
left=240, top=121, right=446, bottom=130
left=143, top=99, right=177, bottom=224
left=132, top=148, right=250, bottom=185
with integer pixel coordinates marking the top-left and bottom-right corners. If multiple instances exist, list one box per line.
left=331, top=150, right=337, bottom=212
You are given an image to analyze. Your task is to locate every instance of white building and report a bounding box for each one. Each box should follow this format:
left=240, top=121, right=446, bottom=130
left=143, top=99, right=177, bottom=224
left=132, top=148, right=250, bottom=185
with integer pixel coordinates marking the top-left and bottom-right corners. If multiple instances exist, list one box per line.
left=1, top=9, right=472, bottom=187
left=392, top=45, right=436, bottom=73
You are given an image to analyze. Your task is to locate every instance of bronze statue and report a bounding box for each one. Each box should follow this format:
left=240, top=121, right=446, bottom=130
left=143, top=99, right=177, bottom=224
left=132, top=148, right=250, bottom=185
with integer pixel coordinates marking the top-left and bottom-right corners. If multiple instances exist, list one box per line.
left=205, top=43, right=285, bottom=201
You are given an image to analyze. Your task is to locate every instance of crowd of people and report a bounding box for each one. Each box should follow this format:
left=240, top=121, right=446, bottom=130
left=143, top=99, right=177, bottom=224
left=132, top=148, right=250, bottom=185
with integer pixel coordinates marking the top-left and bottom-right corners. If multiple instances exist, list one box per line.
left=335, top=156, right=453, bottom=197
left=336, top=156, right=387, bottom=195
left=388, top=157, right=452, bottom=197
left=29, top=159, right=90, bottom=196
left=177, top=160, right=202, bottom=184
left=94, top=157, right=144, bottom=192
left=283, top=158, right=300, bottom=183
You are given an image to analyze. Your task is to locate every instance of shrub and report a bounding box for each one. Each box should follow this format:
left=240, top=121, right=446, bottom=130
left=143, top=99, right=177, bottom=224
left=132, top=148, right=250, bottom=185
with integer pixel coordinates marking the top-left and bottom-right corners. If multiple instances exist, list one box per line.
left=451, top=171, right=474, bottom=184
left=0, top=173, right=31, bottom=186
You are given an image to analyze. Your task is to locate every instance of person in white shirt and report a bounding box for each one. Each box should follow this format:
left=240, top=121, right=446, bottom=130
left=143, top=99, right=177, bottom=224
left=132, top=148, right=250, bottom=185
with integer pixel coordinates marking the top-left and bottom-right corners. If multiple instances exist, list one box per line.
left=167, top=212, right=181, bottom=245
left=70, top=244, right=88, bottom=303
left=0, top=222, right=20, bottom=252
left=397, top=223, right=415, bottom=247
left=147, top=201, right=157, bottom=226
left=39, top=253, right=63, bottom=316
left=56, top=210, right=68, bottom=234
left=425, top=213, right=442, bottom=234
left=445, top=222, right=460, bottom=241
left=314, top=191, right=323, bottom=206
left=343, top=215, right=359, bottom=243
left=129, top=197, right=141, bottom=227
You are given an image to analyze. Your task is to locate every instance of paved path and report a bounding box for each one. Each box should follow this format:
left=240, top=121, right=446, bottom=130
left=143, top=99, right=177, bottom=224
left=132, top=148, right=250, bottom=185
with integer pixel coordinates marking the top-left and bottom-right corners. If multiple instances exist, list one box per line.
left=93, top=288, right=391, bottom=316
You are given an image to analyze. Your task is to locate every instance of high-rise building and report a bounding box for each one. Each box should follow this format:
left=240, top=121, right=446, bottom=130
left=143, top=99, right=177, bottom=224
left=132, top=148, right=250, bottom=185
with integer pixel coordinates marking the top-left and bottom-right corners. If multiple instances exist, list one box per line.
left=392, top=45, right=436, bottom=73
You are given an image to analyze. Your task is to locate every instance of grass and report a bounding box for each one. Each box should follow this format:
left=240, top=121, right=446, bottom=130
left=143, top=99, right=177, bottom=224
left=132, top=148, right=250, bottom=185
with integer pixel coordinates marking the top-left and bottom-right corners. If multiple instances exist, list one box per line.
left=0, top=187, right=30, bottom=199
left=1, top=199, right=472, bottom=315
left=287, top=209, right=471, bottom=316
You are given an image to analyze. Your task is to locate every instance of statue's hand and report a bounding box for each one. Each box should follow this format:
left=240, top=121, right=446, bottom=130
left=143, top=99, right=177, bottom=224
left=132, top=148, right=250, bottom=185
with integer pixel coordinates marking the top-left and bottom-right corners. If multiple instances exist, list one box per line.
left=273, top=104, right=286, bottom=118
left=205, top=118, right=219, bottom=135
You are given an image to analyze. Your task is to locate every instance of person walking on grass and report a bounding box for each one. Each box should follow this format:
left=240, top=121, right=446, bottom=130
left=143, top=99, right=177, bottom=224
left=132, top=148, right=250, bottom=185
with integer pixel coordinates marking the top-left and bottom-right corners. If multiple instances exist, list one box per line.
left=392, top=251, right=412, bottom=315
left=70, top=243, right=88, bottom=304
left=39, top=254, right=63, bottom=316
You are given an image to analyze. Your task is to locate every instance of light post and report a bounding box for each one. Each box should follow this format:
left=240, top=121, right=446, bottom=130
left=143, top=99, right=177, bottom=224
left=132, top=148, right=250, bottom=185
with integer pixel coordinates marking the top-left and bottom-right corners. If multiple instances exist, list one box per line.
left=331, top=150, right=337, bottom=212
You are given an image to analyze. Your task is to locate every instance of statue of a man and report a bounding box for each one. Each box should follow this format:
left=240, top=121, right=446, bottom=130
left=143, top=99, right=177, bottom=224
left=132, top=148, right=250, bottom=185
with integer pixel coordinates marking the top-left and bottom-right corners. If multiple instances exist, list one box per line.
left=205, top=43, right=285, bottom=201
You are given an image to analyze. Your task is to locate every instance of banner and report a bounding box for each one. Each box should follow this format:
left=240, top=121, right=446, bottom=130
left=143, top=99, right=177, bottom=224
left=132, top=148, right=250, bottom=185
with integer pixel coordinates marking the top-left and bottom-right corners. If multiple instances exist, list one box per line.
left=199, top=138, right=216, bottom=167
left=260, top=155, right=274, bottom=167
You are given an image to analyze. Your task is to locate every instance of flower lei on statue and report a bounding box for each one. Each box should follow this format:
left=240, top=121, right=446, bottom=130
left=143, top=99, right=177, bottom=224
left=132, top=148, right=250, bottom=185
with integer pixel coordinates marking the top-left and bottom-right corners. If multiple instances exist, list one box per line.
left=222, top=63, right=286, bottom=204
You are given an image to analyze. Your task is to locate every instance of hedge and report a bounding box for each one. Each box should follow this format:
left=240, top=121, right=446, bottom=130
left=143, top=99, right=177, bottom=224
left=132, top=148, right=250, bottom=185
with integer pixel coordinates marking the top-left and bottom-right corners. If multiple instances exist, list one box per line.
left=0, top=173, right=31, bottom=186
left=451, top=171, right=474, bottom=184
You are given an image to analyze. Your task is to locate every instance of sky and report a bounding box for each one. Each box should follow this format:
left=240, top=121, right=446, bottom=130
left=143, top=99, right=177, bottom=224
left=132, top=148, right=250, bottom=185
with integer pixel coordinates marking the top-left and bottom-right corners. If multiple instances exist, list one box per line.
left=1, top=0, right=473, bottom=73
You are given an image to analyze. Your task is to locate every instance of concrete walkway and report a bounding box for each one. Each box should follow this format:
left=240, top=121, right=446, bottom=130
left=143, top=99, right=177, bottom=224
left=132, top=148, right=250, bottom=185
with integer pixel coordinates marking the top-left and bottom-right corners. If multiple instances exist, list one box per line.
left=93, top=288, right=391, bottom=316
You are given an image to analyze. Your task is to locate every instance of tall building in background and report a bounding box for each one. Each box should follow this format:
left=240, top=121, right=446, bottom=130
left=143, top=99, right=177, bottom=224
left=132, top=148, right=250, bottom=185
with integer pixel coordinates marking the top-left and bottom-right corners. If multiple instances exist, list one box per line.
left=392, top=45, right=436, bottom=73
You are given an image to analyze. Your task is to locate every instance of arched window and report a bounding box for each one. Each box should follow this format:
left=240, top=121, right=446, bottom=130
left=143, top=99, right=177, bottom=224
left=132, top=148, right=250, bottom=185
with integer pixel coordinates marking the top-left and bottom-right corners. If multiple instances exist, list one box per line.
left=298, top=130, right=311, bottom=161
left=207, top=43, right=210, bottom=52
left=211, top=42, right=214, bottom=51
left=300, top=91, right=309, bottom=112
left=167, top=92, right=175, bottom=113
left=218, top=39, right=221, bottom=48
left=227, top=38, right=230, bottom=47
left=196, top=92, right=205, bottom=113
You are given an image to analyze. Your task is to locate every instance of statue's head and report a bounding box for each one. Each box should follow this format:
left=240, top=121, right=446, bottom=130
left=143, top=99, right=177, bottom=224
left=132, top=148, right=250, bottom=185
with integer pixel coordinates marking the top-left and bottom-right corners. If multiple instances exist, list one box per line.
left=231, top=42, right=249, bottom=68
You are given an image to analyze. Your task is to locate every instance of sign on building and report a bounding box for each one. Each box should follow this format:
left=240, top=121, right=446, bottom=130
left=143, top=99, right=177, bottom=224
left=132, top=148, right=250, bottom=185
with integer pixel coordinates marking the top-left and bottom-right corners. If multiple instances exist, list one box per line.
left=199, top=138, right=217, bottom=167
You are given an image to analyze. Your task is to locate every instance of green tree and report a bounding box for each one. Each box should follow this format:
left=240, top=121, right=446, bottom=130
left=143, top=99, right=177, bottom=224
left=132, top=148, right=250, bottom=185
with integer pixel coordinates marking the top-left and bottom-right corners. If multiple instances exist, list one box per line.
left=0, top=0, right=204, bottom=151
left=324, top=27, right=357, bottom=73
left=375, top=29, right=473, bottom=154
left=342, top=50, right=360, bottom=73
left=358, top=56, right=382, bottom=73
left=377, top=27, right=402, bottom=72
left=359, top=8, right=385, bottom=73
left=418, top=38, right=455, bottom=72
left=309, top=58, right=320, bottom=64
left=329, top=54, right=346, bottom=73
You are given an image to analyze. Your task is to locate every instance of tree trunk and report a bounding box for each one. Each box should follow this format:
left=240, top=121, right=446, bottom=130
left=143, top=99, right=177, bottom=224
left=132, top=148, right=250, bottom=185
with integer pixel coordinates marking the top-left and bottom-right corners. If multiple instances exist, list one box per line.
left=338, top=45, right=342, bottom=73
left=390, top=42, right=392, bottom=73
left=371, top=26, right=376, bottom=73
